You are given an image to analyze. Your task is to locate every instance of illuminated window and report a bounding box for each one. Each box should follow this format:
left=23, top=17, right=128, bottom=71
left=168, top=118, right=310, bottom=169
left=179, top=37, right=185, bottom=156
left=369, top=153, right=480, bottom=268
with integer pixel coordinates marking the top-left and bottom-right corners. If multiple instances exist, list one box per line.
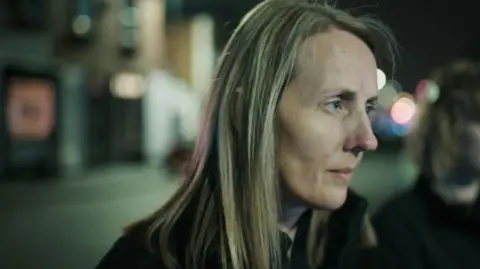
left=110, top=72, right=144, bottom=99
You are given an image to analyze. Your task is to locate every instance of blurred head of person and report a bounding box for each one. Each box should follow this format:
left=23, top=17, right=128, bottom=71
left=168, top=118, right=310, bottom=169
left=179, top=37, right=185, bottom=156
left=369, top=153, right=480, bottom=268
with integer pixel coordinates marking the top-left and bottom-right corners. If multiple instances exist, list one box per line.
left=143, top=0, right=396, bottom=268
left=409, top=60, right=480, bottom=204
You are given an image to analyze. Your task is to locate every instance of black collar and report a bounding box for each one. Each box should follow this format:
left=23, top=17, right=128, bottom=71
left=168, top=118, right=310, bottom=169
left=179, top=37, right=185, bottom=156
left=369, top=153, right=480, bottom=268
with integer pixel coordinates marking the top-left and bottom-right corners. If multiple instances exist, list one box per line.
left=322, top=190, right=369, bottom=268
left=166, top=190, right=369, bottom=269
left=280, top=190, right=369, bottom=269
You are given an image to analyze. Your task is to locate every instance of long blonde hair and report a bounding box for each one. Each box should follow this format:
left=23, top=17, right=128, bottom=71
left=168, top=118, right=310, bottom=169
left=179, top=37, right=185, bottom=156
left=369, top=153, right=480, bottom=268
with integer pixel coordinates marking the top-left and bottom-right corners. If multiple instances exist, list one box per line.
left=141, top=1, right=397, bottom=269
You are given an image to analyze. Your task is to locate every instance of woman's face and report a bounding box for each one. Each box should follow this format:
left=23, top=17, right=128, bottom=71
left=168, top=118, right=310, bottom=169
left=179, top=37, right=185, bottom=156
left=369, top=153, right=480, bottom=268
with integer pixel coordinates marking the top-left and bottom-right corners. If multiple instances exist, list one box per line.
left=459, top=124, right=480, bottom=174
left=278, top=29, right=379, bottom=210
left=433, top=123, right=480, bottom=204
left=437, top=124, right=480, bottom=184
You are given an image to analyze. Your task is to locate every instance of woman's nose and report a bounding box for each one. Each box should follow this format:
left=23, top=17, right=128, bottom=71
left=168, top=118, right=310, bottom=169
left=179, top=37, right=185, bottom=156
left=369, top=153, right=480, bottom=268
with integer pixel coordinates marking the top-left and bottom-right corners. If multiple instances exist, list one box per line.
left=344, top=114, right=378, bottom=153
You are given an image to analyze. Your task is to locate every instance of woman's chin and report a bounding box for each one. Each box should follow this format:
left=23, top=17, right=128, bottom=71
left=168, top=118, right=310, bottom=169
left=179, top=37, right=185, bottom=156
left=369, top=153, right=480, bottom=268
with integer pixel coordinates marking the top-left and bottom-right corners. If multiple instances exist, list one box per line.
left=306, top=185, right=349, bottom=210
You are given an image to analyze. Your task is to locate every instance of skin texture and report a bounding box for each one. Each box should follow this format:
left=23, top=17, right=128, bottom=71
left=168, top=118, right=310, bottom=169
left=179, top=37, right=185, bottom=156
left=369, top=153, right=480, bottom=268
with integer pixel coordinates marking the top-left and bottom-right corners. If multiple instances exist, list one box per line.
left=278, top=29, right=379, bottom=227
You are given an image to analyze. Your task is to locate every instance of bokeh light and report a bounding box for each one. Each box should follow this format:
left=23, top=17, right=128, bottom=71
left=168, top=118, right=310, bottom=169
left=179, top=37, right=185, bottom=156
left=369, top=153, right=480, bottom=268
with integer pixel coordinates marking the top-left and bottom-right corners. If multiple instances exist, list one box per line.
left=110, top=73, right=145, bottom=99
left=390, top=80, right=403, bottom=92
left=377, top=69, right=387, bottom=90
left=378, top=81, right=399, bottom=108
left=397, top=92, right=415, bottom=101
left=415, top=79, right=429, bottom=100
left=391, top=123, right=409, bottom=136
left=72, top=15, right=92, bottom=36
left=390, top=97, right=416, bottom=125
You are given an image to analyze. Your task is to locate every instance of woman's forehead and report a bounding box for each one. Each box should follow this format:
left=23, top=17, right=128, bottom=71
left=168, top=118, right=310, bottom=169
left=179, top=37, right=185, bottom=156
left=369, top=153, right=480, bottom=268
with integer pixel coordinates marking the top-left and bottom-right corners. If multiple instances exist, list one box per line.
left=294, top=30, right=378, bottom=98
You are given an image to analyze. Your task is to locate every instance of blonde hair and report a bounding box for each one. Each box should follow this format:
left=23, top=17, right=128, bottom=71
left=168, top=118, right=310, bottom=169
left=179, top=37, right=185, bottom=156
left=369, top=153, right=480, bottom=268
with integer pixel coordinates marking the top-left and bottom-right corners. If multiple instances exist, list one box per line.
left=408, top=60, right=480, bottom=177
left=140, top=1, right=397, bottom=269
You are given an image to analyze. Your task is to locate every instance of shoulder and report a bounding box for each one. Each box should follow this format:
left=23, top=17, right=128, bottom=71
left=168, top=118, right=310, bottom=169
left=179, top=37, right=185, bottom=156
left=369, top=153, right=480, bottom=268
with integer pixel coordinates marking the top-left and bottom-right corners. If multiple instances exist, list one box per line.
left=356, top=247, right=400, bottom=269
left=372, top=188, right=425, bottom=250
left=374, top=187, right=421, bottom=226
left=95, top=224, right=165, bottom=269
left=371, top=187, right=431, bottom=268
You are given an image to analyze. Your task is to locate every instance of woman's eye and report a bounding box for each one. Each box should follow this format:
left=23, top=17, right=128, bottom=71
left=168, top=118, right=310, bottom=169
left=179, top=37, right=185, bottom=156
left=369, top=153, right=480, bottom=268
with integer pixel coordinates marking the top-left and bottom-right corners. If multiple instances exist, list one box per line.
left=325, top=100, right=345, bottom=112
left=366, top=104, right=376, bottom=114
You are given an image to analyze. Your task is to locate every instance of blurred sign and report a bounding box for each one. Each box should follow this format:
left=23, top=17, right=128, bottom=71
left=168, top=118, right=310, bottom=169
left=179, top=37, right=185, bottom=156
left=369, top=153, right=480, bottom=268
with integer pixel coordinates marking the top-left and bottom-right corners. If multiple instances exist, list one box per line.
left=1, top=67, right=59, bottom=179
left=6, top=77, right=55, bottom=140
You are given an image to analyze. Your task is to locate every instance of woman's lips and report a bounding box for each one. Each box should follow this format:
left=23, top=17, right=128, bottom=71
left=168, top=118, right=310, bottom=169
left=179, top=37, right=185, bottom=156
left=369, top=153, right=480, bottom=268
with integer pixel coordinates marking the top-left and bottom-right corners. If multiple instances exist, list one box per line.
left=327, top=168, right=355, bottom=182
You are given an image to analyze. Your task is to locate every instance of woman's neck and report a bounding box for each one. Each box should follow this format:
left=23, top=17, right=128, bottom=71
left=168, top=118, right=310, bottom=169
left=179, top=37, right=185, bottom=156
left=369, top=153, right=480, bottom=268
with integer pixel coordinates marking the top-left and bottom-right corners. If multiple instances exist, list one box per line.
left=281, top=200, right=307, bottom=228
left=280, top=188, right=308, bottom=235
left=279, top=179, right=308, bottom=239
left=280, top=199, right=306, bottom=241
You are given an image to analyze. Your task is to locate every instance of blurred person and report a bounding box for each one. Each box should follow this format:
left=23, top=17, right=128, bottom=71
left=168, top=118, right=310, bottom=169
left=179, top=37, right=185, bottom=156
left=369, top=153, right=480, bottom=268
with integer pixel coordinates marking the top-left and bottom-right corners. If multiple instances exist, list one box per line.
left=374, top=60, right=480, bottom=269
left=97, top=0, right=398, bottom=268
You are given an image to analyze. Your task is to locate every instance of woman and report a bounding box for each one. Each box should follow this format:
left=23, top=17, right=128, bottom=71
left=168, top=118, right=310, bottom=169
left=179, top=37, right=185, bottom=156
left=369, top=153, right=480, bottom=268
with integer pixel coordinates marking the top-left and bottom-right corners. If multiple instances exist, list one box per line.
left=97, top=0, right=398, bottom=268
left=374, top=60, right=480, bottom=269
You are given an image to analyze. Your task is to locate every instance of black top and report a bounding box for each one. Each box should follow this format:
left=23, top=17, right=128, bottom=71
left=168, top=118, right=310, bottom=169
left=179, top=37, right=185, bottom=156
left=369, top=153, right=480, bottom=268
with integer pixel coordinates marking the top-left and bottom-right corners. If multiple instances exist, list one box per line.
left=374, top=174, right=480, bottom=269
left=96, top=191, right=396, bottom=269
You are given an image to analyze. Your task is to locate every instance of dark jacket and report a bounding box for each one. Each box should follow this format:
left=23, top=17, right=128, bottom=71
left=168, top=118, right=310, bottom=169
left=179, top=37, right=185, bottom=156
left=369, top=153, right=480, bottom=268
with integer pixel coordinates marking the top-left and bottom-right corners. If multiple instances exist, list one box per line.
left=374, top=175, right=480, bottom=269
left=96, top=191, right=396, bottom=269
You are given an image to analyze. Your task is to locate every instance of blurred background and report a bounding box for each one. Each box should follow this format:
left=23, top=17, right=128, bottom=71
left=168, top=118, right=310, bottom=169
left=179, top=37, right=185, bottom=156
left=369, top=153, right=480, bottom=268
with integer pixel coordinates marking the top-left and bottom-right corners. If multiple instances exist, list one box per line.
left=0, top=0, right=478, bottom=268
